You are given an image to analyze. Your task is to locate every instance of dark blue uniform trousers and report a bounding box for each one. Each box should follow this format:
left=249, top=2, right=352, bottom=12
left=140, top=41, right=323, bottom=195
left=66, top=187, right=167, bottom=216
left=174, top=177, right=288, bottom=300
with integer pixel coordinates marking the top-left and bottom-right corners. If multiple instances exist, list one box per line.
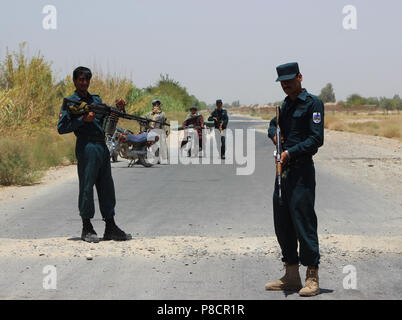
left=273, top=162, right=320, bottom=266
left=221, top=135, right=226, bottom=156
left=76, top=140, right=116, bottom=219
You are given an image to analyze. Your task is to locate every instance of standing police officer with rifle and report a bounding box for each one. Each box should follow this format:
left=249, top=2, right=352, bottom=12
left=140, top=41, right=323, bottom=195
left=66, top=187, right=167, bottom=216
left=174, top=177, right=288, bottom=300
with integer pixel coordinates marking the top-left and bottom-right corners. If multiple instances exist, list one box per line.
left=57, top=66, right=131, bottom=243
left=265, top=62, right=324, bottom=296
left=208, top=99, right=229, bottom=159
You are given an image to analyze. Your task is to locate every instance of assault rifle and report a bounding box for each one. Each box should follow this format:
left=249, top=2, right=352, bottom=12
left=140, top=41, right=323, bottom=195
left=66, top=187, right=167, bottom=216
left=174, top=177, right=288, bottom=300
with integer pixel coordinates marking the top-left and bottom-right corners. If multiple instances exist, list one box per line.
left=275, top=105, right=283, bottom=205
left=62, top=98, right=170, bottom=129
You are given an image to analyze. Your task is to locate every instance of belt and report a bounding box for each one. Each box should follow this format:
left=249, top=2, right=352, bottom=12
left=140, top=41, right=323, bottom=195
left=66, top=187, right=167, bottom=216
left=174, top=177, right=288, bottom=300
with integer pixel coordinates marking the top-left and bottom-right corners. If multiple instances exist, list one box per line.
left=77, top=135, right=105, bottom=142
left=287, top=154, right=313, bottom=167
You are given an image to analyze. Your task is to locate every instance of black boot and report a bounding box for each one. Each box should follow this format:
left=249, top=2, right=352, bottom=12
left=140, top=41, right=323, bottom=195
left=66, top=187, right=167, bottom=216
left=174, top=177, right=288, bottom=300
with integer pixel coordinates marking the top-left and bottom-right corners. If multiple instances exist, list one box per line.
left=81, top=218, right=99, bottom=243
left=103, top=217, right=132, bottom=241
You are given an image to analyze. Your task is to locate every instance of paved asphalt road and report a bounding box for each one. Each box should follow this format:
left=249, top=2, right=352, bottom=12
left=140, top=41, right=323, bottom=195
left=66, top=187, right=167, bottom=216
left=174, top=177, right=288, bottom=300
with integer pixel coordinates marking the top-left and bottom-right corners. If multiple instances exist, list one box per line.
left=0, top=115, right=401, bottom=300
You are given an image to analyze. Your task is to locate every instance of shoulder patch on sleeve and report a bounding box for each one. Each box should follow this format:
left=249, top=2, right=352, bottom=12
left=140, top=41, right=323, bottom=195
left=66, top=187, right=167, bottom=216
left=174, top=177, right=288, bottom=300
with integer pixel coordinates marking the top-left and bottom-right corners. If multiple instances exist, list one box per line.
left=313, top=112, right=321, bottom=124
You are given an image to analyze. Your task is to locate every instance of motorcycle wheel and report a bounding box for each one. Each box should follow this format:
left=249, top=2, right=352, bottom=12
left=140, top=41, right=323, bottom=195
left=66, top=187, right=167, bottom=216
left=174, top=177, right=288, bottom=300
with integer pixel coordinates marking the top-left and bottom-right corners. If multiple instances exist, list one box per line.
left=138, top=155, right=153, bottom=167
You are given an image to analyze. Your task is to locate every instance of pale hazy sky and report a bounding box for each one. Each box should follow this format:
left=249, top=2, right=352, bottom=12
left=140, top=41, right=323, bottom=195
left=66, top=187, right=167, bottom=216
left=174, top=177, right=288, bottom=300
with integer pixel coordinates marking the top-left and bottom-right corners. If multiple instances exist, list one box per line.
left=0, top=0, right=401, bottom=105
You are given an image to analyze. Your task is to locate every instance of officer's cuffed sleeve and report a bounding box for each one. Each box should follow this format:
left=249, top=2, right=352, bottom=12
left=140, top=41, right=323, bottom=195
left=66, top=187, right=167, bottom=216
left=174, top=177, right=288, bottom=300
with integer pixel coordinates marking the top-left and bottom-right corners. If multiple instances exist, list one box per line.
left=268, top=116, right=277, bottom=140
left=57, top=108, right=84, bottom=134
left=287, top=99, right=324, bottom=157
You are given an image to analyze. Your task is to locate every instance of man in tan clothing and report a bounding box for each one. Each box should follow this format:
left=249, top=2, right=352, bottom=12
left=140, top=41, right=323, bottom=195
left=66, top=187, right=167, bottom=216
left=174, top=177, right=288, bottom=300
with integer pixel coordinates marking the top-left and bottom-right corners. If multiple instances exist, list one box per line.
left=145, top=99, right=169, bottom=164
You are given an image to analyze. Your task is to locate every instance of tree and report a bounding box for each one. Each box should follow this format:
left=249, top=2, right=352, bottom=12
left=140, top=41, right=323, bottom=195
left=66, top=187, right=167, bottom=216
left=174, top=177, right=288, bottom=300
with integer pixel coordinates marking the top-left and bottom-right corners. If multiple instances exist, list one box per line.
left=379, top=97, right=393, bottom=114
left=346, top=94, right=366, bottom=107
left=392, top=94, right=402, bottom=113
left=319, top=83, right=336, bottom=103
left=365, top=97, right=380, bottom=106
left=231, top=100, right=240, bottom=107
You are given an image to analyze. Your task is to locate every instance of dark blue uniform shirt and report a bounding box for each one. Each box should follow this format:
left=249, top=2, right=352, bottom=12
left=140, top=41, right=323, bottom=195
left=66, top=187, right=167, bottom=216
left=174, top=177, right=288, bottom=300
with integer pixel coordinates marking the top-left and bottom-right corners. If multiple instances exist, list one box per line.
left=268, top=88, right=324, bottom=158
left=57, top=91, right=106, bottom=138
left=208, top=109, right=229, bottom=130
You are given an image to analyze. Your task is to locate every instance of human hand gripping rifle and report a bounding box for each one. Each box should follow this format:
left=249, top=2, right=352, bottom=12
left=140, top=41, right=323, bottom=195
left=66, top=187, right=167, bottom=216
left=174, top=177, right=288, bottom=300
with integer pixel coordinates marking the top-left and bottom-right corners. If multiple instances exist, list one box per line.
left=214, top=117, right=224, bottom=133
left=62, top=98, right=170, bottom=135
left=274, top=105, right=283, bottom=205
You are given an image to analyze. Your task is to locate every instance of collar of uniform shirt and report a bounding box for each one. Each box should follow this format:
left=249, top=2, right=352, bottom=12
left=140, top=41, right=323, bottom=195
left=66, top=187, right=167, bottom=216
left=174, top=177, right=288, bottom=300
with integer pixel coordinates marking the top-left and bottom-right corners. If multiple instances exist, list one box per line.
left=284, top=88, right=308, bottom=103
left=73, top=90, right=98, bottom=103
left=73, top=90, right=88, bottom=101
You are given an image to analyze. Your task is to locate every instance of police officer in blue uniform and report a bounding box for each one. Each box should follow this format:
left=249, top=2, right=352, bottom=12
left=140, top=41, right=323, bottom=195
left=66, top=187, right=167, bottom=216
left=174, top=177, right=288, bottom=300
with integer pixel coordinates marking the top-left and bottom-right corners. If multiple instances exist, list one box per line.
left=58, top=66, right=131, bottom=243
left=208, top=99, right=229, bottom=159
left=265, top=62, right=324, bottom=296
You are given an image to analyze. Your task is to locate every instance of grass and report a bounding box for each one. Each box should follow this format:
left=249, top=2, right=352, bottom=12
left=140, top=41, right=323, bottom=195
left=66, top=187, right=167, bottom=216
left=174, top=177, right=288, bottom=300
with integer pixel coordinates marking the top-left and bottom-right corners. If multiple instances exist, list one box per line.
left=0, top=137, right=40, bottom=185
left=0, top=130, right=76, bottom=185
left=324, top=112, right=402, bottom=140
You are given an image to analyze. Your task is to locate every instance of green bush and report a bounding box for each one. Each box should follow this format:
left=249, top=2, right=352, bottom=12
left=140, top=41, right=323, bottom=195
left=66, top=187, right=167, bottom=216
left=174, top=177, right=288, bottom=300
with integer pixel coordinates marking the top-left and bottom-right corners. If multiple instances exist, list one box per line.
left=0, top=137, right=42, bottom=185
left=0, top=132, right=76, bottom=186
left=346, top=94, right=366, bottom=107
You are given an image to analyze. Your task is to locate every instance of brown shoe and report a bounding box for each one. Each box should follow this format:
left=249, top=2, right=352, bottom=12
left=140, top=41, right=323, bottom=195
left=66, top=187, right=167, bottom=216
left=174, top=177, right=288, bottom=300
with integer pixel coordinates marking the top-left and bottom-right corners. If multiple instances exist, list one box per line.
left=265, top=263, right=303, bottom=291
left=299, top=266, right=320, bottom=297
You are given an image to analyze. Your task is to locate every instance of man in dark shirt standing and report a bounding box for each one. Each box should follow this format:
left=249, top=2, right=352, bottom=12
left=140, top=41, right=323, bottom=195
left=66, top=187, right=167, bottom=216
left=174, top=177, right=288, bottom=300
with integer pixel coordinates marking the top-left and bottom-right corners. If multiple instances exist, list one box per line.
left=265, top=62, right=324, bottom=296
left=208, top=99, right=229, bottom=159
left=58, top=66, right=131, bottom=243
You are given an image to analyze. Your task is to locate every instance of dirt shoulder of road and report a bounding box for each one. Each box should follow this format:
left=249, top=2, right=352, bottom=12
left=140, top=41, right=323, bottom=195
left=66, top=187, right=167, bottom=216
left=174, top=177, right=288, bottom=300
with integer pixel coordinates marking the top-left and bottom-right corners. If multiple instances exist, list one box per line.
left=0, top=234, right=400, bottom=260
left=0, top=165, right=77, bottom=204
left=314, top=130, right=402, bottom=199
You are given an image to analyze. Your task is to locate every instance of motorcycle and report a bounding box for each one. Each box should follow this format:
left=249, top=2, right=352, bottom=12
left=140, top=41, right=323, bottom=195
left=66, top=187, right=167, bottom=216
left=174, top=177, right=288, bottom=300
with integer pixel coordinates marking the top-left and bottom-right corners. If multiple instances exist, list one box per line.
left=118, top=129, right=159, bottom=167
left=102, top=111, right=169, bottom=164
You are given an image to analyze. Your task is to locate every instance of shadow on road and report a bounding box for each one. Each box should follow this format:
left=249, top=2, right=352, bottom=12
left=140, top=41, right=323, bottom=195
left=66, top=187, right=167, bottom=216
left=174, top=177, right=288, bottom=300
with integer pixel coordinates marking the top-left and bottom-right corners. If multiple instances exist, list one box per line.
left=282, top=288, right=334, bottom=297
left=67, top=237, right=82, bottom=241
